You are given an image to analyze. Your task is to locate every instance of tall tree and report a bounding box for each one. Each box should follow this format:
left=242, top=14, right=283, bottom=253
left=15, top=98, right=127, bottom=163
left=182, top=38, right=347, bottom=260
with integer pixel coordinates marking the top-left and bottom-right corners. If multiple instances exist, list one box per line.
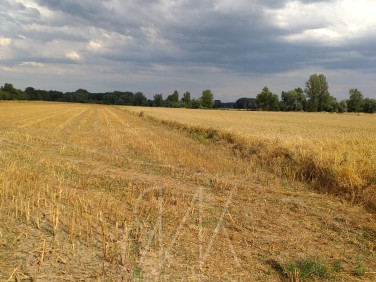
left=181, top=92, right=191, bottom=103
left=25, top=87, right=37, bottom=100
left=280, top=88, right=305, bottom=111
left=305, top=74, right=331, bottom=111
left=362, top=98, right=376, bottom=113
left=0, top=83, right=25, bottom=100
left=134, top=92, right=147, bottom=106
left=201, top=89, right=214, bottom=108
left=166, top=90, right=179, bottom=102
left=165, top=90, right=180, bottom=107
left=256, top=87, right=279, bottom=111
left=347, top=88, right=364, bottom=112
left=338, top=100, right=348, bottom=113
left=153, top=94, right=164, bottom=107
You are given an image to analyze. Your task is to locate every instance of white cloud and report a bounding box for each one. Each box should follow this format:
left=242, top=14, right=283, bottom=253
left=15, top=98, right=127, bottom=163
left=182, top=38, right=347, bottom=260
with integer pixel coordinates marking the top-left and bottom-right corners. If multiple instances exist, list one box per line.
left=87, top=40, right=102, bottom=51
left=141, top=25, right=167, bottom=45
left=268, top=0, right=376, bottom=44
left=20, top=61, right=45, bottom=67
left=65, top=51, right=80, bottom=61
left=0, top=37, right=12, bottom=46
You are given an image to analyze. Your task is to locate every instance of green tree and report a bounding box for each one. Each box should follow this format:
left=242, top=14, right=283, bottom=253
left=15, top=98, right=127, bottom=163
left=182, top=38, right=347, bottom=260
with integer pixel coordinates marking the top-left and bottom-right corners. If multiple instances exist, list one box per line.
left=347, top=88, right=364, bottom=112
left=134, top=92, right=148, bottom=106
left=190, top=98, right=202, bottom=109
left=280, top=88, right=305, bottom=111
left=256, top=87, right=279, bottom=111
left=0, top=83, right=25, bottom=100
left=338, top=100, right=348, bottom=113
left=167, top=90, right=179, bottom=102
left=181, top=92, right=191, bottom=103
left=201, top=89, right=214, bottom=108
left=305, top=74, right=331, bottom=111
left=25, top=87, right=36, bottom=100
left=165, top=90, right=180, bottom=107
left=235, top=98, right=258, bottom=110
left=363, top=98, right=376, bottom=113
left=74, top=89, right=89, bottom=103
left=153, top=94, right=164, bottom=107
left=326, top=96, right=340, bottom=113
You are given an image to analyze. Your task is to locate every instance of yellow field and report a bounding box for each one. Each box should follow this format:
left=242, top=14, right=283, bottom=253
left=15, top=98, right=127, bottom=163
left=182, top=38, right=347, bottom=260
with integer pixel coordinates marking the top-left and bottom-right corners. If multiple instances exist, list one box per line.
left=124, top=106, right=376, bottom=207
left=1, top=101, right=376, bottom=280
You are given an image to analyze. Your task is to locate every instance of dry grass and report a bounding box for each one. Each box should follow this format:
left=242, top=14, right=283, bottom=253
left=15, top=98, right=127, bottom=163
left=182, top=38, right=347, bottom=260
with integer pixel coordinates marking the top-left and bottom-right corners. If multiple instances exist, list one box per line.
left=124, top=106, right=376, bottom=209
left=0, top=101, right=376, bottom=281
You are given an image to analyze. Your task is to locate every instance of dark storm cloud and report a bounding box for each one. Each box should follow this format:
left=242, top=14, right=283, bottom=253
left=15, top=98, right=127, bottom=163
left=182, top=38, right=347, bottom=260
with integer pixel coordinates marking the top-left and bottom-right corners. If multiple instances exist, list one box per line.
left=1, top=0, right=375, bottom=98
left=1, top=0, right=373, bottom=72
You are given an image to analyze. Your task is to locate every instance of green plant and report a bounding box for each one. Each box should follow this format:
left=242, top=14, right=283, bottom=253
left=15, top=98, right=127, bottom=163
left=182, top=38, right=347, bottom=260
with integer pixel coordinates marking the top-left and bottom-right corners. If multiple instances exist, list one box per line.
left=286, top=258, right=331, bottom=280
left=133, top=266, right=143, bottom=280
left=355, top=258, right=366, bottom=276
left=333, top=259, right=342, bottom=272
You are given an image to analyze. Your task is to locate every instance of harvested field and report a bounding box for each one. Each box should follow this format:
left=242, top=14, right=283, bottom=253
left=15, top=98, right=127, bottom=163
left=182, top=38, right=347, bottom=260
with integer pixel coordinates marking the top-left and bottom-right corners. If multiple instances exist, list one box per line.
left=0, top=101, right=376, bottom=281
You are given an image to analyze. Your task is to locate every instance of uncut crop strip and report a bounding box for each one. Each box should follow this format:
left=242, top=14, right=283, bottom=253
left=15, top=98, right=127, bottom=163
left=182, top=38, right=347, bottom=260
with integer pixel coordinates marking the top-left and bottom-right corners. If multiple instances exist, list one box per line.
left=122, top=106, right=376, bottom=209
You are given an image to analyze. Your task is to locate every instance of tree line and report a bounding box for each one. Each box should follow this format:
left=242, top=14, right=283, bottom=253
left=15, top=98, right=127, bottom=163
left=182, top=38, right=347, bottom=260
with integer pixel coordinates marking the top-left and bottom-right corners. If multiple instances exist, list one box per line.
left=0, top=83, right=214, bottom=109
left=221, top=74, right=375, bottom=113
left=0, top=74, right=375, bottom=113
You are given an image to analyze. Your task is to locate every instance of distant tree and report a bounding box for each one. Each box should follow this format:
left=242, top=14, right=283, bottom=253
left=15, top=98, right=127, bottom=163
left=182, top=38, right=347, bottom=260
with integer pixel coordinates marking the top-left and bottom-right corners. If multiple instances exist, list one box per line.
left=201, top=89, right=214, bottom=108
left=338, top=99, right=348, bottom=113
left=165, top=90, right=180, bottom=107
left=363, top=98, right=376, bottom=113
left=326, top=96, right=340, bottom=113
left=153, top=94, right=164, bottom=107
left=35, top=89, right=49, bottom=101
left=102, top=92, right=116, bottom=104
left=280, top=88, right=305, bottom=111
left=190, top=98, right=202, bottom=109
left=221, top=102, right=235, bottom=108
left=48, top=90, right=64, bottom=101
left=88, top=92, right=104, bottom=103
left=213, top=100, right=222, bottom=108
left=25, top=87, right=36, bottom=100
left=235, top=98, right=257, bottom=110
left=347, top=88, right=364, bottom=112
left=147, top=99, right=154, bottom=107
left=181, top=92, right=191, bottom=103
left=166, top=90, right=179, bottom=103
left=134, top=92, right=148, bottom=106
left=115, top=91, right=134, bottom=105
left=256, top=87, right=279, bottom=111
left=0, top=83, right=25, bottom=100
left=1, top=83, right=15, bottom=92
left=305, top=74, right=331, bottom=111
left=73, top=89, right=89, bottom=103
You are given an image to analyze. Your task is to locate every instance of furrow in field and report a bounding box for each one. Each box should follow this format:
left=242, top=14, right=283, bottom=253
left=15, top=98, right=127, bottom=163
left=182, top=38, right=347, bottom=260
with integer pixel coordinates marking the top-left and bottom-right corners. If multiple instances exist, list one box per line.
left=0, top=104, right=59, bottom=129
left=19, top=107, right=80, bottom=129
left=57, top=107, right=93, bottom=141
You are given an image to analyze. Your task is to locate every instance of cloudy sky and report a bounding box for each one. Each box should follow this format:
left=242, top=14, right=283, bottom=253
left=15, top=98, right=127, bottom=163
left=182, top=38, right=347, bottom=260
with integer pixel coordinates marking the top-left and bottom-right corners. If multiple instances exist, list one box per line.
left=1, top=0, right=376, bottom=101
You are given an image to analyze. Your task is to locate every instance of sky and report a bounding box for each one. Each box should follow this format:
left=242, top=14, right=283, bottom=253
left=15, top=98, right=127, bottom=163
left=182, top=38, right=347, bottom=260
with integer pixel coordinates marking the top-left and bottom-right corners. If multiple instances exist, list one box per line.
left=1, top=0, right=376, bottom=101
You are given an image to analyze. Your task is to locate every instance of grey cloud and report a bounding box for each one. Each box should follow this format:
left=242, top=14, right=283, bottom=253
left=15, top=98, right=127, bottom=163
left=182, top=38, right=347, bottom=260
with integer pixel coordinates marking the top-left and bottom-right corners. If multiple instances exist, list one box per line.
left=0, top=0, right=375, bottom=99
